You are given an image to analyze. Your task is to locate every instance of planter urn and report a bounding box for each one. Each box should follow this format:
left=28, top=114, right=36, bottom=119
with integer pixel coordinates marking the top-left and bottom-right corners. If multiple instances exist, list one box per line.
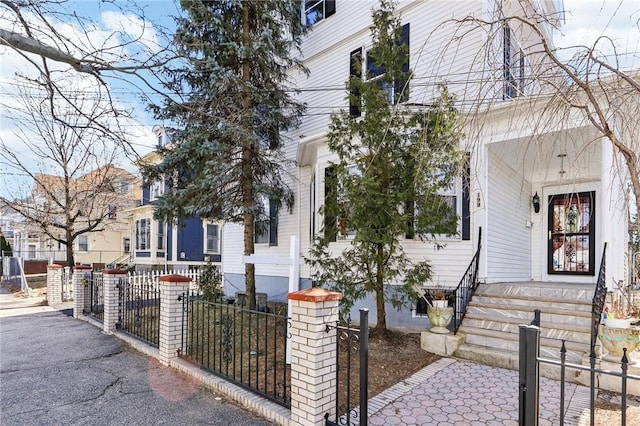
left=427, top=305, right=453, bottom=334
left=598, top=324, right=640, bottom=359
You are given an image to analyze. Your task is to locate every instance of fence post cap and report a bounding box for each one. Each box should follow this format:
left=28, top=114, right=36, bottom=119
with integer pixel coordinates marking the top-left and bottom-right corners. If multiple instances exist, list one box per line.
left=46, top=264, right=63, bottom=269
left=288, top=288, right=343, bottom=302
left=159, top=274, right=192, bottom=283
left=73, top=265, right=92, bottom=271
left=102, top=269, right=129, bottom=275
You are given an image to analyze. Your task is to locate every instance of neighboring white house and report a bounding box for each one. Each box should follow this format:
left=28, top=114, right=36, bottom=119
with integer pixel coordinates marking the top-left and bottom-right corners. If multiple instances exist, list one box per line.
left=221, top=0, right=630, bottom=329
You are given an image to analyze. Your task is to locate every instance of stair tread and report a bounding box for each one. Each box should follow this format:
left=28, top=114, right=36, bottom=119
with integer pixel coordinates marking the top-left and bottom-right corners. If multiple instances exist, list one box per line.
left=468, top=301, right=592, bottom=317
left=463, top=313, right=592, bottom=333
left=474, top=292, right=591, bottom=305
left=458, top=326, right=591, bottom=351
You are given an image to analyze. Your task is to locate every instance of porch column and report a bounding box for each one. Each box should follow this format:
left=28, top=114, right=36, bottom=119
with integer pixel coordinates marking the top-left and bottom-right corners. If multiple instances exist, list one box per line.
left=46, top=264, right=62, bottom=305
left=102, top=269, right=127, bottom=334
left=158, top=274, right=191, bottom=366
left=72, top=265, right=92, bottom=318
left=288, top=288, right=342, bottom=426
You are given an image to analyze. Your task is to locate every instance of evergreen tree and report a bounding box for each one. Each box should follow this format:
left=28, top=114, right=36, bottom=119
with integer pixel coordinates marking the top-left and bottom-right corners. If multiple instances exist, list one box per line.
left=0, top=232, right=11, bottom=256
left=306, top=0, right=463, bottom=331
left=145, top=0, right=306, bottom=309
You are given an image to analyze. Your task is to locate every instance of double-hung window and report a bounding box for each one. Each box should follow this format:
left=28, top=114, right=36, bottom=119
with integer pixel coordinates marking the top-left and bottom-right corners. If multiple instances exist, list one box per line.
left=157, top=221, right=165, bottom=251
left=503, top=23, right=526, bottom=99
left=254, top=197, right=278, bottom=246
left=350, top=23, right=410, bottom=117
left=304, top=0, right=335, bottom=26
left=206, top=224, right=219, bottom=253
left=77, top=235, right=89, bottom=252
left=135, top=218, right=151, bottom=250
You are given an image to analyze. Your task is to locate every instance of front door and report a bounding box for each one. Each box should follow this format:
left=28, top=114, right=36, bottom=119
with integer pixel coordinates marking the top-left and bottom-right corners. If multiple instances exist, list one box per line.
left=548, top=191, right=595, bottom=275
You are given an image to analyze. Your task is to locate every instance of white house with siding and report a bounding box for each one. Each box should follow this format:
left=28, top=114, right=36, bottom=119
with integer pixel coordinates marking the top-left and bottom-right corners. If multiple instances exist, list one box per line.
left=221, top=0, right=630, bottom=335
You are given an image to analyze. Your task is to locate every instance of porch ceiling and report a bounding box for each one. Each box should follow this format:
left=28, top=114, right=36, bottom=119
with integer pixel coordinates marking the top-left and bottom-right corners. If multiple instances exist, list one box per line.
left=487, top=126, right=601, bottom=183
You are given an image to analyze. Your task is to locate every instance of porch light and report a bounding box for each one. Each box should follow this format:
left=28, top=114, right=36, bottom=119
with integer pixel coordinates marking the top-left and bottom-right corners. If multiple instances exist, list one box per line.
left=532, top=192, right=540, bottom=213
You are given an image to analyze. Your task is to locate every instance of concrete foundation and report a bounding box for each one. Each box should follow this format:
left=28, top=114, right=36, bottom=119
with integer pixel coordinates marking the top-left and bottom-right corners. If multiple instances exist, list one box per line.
left=420, top=330, right=465, bottom=356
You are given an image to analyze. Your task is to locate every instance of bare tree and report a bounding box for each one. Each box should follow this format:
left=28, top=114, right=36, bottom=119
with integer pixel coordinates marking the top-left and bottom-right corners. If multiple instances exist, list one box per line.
left=0, top=83, right=139, bottom=266
left=447, top=2, right=639, bottom=235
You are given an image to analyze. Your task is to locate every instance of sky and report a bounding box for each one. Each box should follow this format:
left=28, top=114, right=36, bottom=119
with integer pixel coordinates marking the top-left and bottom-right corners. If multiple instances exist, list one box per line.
left=0, top=0, right=638, bottom=200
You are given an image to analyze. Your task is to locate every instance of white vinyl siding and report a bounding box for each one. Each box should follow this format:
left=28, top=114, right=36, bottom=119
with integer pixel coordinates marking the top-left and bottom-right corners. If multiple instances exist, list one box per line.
left=486, top=151, right=531, bottom=281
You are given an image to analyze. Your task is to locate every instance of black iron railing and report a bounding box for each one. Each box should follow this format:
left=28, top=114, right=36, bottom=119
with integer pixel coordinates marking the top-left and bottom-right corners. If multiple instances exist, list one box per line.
left=116, top=279, right=161, bottom=347
left=179, top=291, right=291, bottom=408
left=591, top=243, right=608, bottom=355
left=84, top=272, right=104, bottom=323
left=519, top=323, right=639, bottom=426
left=453, top=227, right=482, bottom=334
left=325, top=309, right=369, bottom=426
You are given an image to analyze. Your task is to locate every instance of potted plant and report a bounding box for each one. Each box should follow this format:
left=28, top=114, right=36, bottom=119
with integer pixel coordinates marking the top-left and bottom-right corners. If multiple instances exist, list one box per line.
left=598, top=295, right=640, bottom=358
left=426, top=288, right=453, bottom=334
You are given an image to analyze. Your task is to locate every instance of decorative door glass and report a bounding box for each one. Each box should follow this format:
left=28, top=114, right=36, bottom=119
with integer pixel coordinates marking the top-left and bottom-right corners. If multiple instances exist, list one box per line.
left=548, top=192, right=595, bottom=275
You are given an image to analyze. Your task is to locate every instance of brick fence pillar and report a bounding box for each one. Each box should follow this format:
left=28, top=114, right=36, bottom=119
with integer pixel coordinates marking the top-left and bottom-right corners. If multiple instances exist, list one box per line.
left=158, top=274, right=191, bottom=366
left=46, top=264, right=63, bottom=305
left=72, top=265, right=92, bottom=318
left=288, top=288, right=342, bottom=426
left=102, top=269, right=128, bottom=334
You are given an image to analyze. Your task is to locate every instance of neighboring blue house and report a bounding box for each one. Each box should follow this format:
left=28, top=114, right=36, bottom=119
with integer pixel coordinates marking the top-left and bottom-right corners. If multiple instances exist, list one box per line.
left=126, top=126, right=221, bottom=271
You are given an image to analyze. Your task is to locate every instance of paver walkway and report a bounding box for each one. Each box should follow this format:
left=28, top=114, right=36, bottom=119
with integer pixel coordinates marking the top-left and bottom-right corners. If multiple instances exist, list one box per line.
left=365, top=358, right=591, bottom=426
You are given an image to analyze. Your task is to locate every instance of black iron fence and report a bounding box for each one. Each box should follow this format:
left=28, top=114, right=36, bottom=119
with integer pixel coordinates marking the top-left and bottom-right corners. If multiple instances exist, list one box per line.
left=453, top=226, right=482, bottom=334
left=519, top=321, right=640, bottom=425
left=84, top=272, right=104, bottom=323
left=325, top=309, right=369, bottom=426
left=116, top=279, right=161, bottom=347
left=179, top=291, right=291, bottom=408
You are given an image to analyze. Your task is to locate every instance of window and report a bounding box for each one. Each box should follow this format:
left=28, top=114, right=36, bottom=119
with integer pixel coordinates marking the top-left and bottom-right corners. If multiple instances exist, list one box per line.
left=206, top=224, right=219, bottom=253
left=304, top=0, right=335, bottom=26
left=157, top=221, right=165, bottom=251
left=107, top=205, right=117, bottom=220
left=28, top=244, right=36, bottom=259
left=123, top=237, right=131, bottom=254
left=135, top=218, right=151, bottom=250
left=119, top=181, right=131, bottom=194
left=254, top=197, right=278, bottom=246
left=349, top=48, right=363, bottom=117
left=503, top=23, right=526, bottom=99
left=364, top=23, right=410, bottom=105
left=77, top=235, right=89, bottom=252
left=323, top=165, right=358, bottom=242
left=150, top=178, right=164, bottom=201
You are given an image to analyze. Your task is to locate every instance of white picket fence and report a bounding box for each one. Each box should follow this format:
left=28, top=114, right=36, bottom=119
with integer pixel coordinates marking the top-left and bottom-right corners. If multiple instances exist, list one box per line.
left=126, top=269, right=203, bottom=291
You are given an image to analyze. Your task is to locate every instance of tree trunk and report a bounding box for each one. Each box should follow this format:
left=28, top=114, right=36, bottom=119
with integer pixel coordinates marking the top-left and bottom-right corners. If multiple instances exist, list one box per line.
left=65, top=232, right=74, bottom=267
left=375, top=244, right=386, bottom=330
left=241, top=2, right=256, bottom=311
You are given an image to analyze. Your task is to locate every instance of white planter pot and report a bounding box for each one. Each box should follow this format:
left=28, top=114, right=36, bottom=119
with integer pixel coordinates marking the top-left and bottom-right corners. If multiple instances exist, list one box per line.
left=432, top=299, right=448, bottom=309
left=603, top=318, right=632, bottom=328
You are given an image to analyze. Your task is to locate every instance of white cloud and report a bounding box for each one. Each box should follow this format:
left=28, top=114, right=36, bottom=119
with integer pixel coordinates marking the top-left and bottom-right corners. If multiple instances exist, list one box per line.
left=557, top=0, right=640, bottom=69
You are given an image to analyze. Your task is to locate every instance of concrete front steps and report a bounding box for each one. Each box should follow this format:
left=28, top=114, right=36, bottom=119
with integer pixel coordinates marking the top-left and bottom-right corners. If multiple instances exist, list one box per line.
left=453, top=282, right=595, bottom=378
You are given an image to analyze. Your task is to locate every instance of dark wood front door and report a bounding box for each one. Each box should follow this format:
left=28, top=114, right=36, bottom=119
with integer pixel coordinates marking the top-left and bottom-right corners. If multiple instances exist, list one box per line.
left=548, top=191, right=595, bottom=275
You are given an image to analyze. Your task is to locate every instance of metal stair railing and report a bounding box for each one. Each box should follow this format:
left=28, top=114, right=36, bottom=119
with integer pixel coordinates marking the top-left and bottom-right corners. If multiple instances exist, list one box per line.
left=453, top=227, right=482, bottom=335
left=590, top=243, right=608, bottom=356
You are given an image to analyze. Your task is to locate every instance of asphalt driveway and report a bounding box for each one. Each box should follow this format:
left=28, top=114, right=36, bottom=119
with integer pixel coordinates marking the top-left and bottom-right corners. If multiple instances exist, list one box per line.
left=0, top=308, right=273, bottom=425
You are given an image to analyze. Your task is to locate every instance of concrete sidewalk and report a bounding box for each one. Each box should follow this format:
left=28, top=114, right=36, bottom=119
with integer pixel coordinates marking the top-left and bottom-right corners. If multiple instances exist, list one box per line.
left=0, top=308, right=274, bottom=425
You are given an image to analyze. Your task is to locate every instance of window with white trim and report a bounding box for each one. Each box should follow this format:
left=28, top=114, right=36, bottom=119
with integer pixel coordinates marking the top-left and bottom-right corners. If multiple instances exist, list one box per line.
left=149, top=178, right=164, bottom=201
left=157, top=221, right=165, bottom=251
left=77, top=235, right=89, bottom=252
left=304, top=0, right=335, bottom=26
left=349, top=23, right=410, bottom=117
left=503, top=23, right=526, bottom=99
left=135, top=218, right=151, bottom=250
left=254, top=197, right=278, bottom=246
left=205, top=224, right=219, bottom=253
